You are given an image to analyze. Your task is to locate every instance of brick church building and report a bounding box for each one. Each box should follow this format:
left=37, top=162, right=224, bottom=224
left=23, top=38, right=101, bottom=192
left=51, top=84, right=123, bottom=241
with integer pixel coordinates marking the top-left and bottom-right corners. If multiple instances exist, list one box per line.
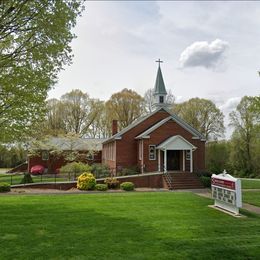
left=102, top=62, right=206, bottom=175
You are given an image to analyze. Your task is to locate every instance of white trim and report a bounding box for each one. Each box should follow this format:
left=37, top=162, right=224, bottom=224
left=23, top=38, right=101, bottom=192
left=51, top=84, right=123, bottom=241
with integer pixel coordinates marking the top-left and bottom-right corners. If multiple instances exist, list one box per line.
left=183, top=150, right=185, bottom=171
left=135, top=116, right=172, bottom=139
left=141, top=140, right=144, bottom=173
left=104, top=106, right=206, bottom=145
left=149, top=145, right=156, bottom=160
left=164, top=150, right=167, bottom=173
left=157, top=135, right=197, bottom=150
left=158, top=149, right=161, bottom=172
left=190, top=149, right=193, bottom=173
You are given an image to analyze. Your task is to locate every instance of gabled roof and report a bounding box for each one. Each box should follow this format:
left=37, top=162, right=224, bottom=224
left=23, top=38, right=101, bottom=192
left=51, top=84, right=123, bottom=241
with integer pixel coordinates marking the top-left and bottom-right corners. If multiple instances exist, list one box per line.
left=135, top=108, right=205, bottom=140
left=103, top=106, right=206, bottom=144
left=103, top=107, right=170, bottom=144
left=153, top=66, right=167, bottom=95
left=32, top=137, right=106, bottom=151
left=135, top=116, right=172, bottom=139
left=157, top=135, right=197, bottom=150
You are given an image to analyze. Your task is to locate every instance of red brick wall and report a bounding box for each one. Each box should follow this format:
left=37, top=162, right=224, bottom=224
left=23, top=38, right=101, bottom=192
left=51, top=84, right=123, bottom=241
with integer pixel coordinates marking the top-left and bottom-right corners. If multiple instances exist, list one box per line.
left=28, top=150, right=102, bottom=174
left=12, top=173, right=164, bottom=190
left=104, top=110, right=205, bottom=174
left=143, top=120, right=205, bottom=172
left=115, top=110, right=170, bottom=171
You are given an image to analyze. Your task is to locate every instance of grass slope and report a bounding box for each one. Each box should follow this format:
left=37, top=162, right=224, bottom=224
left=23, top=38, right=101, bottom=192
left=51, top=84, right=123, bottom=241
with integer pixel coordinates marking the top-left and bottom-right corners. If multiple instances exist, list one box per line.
left=241, top=179, right=260, bottom=189
left=0, top=192, right=260, bottom=260
left=243, top=191, right=260, bottom=207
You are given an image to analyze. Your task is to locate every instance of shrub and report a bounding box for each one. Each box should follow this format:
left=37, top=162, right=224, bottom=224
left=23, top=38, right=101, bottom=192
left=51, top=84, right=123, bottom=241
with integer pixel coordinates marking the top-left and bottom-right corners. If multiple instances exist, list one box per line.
left=77, top=172, right=96, bottom=190
left=0, top=182, right=11, bottom=192
left=95, top=184, right=108, bottom=191
left=120, top=182, right=135, bottom=191
left=104, top=177, right=119, bottom=189
left=91, top=163, right=110, bottom=178
left=200, top=176, right=211, bottom=188
left=20, top=173, right=33, bottom=184
left=60, top=162, right=91, bottom=175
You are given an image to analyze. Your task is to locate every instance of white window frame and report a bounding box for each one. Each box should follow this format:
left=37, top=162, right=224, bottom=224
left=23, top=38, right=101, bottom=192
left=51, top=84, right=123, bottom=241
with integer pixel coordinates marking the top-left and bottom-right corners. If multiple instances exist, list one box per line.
left=41, top=150, right=49, bottom=161
left=149, top=145, right=156, bottom=160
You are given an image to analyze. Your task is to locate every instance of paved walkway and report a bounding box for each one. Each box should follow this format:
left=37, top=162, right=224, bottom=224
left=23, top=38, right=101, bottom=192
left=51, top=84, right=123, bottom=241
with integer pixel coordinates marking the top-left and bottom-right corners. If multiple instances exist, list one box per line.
left=191, top=188, right=260, bottom=215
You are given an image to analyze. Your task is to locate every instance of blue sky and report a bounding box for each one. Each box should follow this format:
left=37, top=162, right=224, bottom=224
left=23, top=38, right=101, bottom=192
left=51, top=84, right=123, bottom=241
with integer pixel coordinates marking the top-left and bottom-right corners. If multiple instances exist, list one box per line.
left=48, top=1, right=260, bottom=137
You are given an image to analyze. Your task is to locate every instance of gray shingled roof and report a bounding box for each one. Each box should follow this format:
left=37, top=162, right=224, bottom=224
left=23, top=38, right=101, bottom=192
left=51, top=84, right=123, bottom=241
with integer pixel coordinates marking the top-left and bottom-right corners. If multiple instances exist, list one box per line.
left=33, top=137, right=106, bottom=151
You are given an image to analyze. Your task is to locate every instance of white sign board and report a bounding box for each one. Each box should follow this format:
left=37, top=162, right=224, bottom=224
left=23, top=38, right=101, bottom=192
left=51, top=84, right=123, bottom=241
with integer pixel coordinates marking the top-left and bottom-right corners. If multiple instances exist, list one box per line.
left=211, top=170, right=242, bottom=215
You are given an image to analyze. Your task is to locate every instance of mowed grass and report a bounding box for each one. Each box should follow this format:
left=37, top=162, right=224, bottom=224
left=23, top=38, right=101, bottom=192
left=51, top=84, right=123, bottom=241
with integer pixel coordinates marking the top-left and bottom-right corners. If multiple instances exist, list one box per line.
left=0, top=192, right=260, bottom=259
left=241, top=179, right=260, bottom=189
left=243, top=191, right=260, bottom=207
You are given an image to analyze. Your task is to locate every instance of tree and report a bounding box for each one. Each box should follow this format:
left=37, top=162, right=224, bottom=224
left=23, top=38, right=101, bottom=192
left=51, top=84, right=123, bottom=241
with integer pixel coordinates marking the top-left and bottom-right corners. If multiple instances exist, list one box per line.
left=229, top=96, right=259, bottom=175
left=206, top=141, right=231, bottom=174
left=172, top=98, right=225, bottom=140
left=0, top=0, right=85, bottom=141
left=60, top=90, right=100, bottom=136
left=44, top=98, right=67, bottom=136
left=144, top=88, right=175, bottom=113
left=106, top=88, right=146, bottom=130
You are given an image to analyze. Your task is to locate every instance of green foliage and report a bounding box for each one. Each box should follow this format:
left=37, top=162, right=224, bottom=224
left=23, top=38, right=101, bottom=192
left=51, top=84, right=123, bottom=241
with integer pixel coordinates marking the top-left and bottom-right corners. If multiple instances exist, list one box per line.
left=120, top=182, right=135, bottom=191
left=0, top=143, right=26, bottom=168
left=200, top=176, right=211, bottom=188
left=172, top=98, right=224, bottom=140
left=118, top=166, right=139, bottom=176
left=20, top=173, right=33, bottom=184
left=0, top=1, right=85, bottom=141
left=77, top=172, right=96, bottom=190
left=229, top=96, right=260, bottom=177
left=206, top=141, right=230, bottom=174
left=106, top=88, right=146, bottom=130
left=95, top=184, right=108, bottom=191
left=60, top=162, right=91, bottom=175
left=0, top=182, right=11, bottom=192
left=91, top=163, right=110, bottom=178
left=104, top=177, right=119, bottom=189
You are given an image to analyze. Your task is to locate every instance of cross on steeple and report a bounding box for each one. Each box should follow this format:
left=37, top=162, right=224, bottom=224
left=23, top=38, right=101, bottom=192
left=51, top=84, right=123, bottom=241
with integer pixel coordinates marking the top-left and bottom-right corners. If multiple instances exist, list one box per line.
left=156, top=59, right=163, bottom=67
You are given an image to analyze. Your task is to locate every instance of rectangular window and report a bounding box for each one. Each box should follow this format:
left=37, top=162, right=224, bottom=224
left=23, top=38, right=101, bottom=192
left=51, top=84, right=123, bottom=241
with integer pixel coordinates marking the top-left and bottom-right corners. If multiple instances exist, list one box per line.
left=159, top=96, right=164, bottom=103
left=149, top=145, right=156, bottom=160
left=41, top=150, right=49, bottom=161
left=186, top=150, right=191, bottom=161
left=86, top=152, right=94, bottom=160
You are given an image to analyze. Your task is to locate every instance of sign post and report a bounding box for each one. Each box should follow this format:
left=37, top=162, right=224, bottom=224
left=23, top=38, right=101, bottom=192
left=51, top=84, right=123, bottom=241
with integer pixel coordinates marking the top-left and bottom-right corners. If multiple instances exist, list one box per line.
left=211, top=170, right=242, bottom=215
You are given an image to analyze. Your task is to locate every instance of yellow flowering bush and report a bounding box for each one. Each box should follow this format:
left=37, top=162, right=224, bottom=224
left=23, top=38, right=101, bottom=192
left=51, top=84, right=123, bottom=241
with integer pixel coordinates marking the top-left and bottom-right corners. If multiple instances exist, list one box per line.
left=77, top=172, right=96, bottom=190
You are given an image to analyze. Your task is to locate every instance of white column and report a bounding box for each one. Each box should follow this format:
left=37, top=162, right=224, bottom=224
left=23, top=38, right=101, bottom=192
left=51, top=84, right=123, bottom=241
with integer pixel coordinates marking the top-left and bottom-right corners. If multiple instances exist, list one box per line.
left=164, top=149, right=167, bottom=173
left=190, top=149, right=193, bottom=173
left=158, top=149, right=161, bottom=172
left=183, top=150, right=185, bottom=172
left=141, top=140, right=144, bottom=173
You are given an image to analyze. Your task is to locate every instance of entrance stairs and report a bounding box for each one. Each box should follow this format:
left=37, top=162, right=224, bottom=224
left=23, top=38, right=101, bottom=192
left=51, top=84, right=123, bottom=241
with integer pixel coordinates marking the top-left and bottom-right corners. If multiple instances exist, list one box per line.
left=163, top=172, right=204, bottom=190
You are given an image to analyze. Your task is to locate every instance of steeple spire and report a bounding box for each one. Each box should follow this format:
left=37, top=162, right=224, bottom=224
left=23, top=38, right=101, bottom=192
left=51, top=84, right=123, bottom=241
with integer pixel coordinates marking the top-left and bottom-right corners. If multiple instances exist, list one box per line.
left=152, top=59, right=167, bottom=109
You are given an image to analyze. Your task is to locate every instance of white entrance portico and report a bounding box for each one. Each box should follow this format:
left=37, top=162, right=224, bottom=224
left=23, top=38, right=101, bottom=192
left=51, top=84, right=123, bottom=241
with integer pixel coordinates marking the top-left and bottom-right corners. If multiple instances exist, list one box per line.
left=156, top=135, right=197, bottom=173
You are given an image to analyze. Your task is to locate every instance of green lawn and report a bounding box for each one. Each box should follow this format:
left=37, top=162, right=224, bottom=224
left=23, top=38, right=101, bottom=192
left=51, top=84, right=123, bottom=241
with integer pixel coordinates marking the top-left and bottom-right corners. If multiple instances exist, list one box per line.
left=243, top=191, right=260, bottom=207
left=0, top=192, right=259, bottom=259
left=241, top=179, right=260, bottom=189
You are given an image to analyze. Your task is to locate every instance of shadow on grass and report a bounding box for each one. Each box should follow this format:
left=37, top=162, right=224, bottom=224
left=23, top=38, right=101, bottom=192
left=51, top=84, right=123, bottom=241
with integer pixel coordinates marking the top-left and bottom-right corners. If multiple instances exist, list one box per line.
left=0, top=194, right=260, bottom=259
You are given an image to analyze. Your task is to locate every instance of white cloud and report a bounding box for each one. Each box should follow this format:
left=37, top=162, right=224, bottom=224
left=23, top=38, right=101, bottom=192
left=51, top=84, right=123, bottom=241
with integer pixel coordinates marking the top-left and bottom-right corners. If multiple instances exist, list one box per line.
left=179, top=39, right=229, bottom=69
left=219, top=97, right=241, bottom=113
